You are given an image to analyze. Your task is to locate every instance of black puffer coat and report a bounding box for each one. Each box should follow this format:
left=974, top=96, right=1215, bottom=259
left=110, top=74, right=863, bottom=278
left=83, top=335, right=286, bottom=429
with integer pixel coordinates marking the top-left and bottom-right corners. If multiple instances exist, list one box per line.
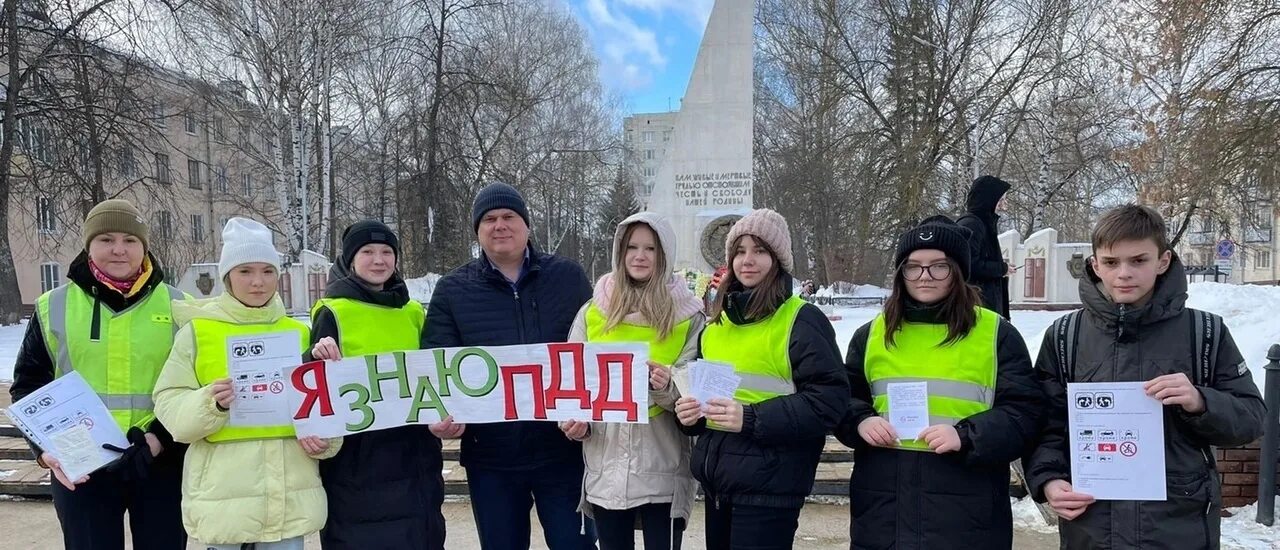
left=957, top=176, right=1012, bottom=318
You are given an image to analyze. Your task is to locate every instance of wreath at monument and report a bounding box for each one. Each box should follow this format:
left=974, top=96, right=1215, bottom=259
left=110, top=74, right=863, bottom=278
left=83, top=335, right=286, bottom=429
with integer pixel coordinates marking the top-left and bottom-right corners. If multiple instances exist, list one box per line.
left=700, top=214, right=743, bottom=267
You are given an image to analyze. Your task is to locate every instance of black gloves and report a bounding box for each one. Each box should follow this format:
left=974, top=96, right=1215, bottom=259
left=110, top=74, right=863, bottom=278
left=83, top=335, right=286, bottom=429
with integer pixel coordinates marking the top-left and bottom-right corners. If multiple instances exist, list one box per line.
left=102, top=426, right=155, bottom=481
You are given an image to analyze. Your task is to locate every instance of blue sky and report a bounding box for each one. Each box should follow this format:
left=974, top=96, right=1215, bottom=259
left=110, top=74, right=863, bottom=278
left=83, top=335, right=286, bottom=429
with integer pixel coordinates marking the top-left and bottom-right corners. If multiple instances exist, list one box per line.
left=565, top=0, right=714, bottom=115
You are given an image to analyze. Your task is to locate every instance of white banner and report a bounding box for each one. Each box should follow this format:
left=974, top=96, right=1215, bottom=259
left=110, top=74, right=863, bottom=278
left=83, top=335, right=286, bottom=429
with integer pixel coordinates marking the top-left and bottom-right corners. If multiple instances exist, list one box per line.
left=287, top=342, right=650, bottom=438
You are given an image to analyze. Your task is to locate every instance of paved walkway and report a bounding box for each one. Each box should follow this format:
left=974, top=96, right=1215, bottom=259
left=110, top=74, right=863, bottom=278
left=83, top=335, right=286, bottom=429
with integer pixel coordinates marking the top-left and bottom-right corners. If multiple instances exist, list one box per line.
left=0, top=497, right=1059, bottom=548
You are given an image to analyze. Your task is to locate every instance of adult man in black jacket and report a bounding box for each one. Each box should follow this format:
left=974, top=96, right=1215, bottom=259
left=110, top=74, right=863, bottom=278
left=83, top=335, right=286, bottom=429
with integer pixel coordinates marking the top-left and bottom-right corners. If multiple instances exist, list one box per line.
left=957, top=175, right=1013, bottom=318
left=423, top=182, right=595, bottom=549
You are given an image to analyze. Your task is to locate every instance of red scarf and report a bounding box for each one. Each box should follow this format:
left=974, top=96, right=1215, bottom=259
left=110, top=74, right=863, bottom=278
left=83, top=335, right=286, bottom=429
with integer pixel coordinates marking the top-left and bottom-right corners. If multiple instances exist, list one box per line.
left=88, top=260, right=142, bottom=294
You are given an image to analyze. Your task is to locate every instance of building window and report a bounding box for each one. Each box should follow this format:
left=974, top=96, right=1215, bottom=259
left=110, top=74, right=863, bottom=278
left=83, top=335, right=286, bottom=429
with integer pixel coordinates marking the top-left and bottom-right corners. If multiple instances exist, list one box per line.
left=40, top=263, right=61, bottom=293
left=156, top=210, right=173, bottom=241
left=1257, top=250, right=1272, bottom=269
left=191, top=214, right=204, bottom=243
left=153, top=100, right=166, bottom=128
left=663, top=131, right=671, bottom=142
left=240, top=123, right=253, bottom=148
left=215, top=165, right=228, bottom=194
left=212, top=116, right=225, bottom=138
left=643, top=131, right=654, bottom=143
left=17, top=119, right=53, bottom=164
left=188, top=158, right=202, bottom=189
left=118, top=146, right=137, bottom=178
left=37, top=196, right=56, bottom=233
left=644, top=149, right=655, bottom=160
left=242, top=174, right=253, bottom=195
left=155, top=153, right=171, bottom=184
left=184, top=113, right=199, bottom=135
left=643, top=166, right=656, bottom=177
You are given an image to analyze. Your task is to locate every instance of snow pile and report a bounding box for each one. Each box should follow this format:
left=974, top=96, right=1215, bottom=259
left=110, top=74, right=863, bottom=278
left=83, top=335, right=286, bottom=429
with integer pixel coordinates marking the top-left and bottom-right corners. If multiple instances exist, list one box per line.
left=1185, top=282, right=1280, bottom=391
left=816, top=283, right=890, bottom=299
left=405, top=274, right=442, bottom=304
left=1010, top=498, right=1280, bottom=548
left=1220, top=503, right=1280, bottom=550
left=1010, top=497, right=1058, bottom=535
left=0, top=321, right=24, bottom=383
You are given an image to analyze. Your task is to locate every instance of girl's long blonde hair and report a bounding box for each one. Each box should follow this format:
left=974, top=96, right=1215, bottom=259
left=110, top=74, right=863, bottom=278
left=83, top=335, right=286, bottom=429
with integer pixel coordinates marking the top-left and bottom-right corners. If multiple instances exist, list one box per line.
left=604, top=222, right=678, bottom=339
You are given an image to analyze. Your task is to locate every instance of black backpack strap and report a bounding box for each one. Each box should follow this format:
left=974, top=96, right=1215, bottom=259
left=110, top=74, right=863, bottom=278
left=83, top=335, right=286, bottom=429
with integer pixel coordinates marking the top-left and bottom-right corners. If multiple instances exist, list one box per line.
left=1189, top=308, right=1222, bottom=386
left=1052, top=310, right=1084, bottom=385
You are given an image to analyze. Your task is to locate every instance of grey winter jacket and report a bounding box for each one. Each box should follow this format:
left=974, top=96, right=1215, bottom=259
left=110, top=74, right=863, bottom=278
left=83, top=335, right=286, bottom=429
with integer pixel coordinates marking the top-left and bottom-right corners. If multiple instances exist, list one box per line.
left=1026, top=257, right=1265, bottom=550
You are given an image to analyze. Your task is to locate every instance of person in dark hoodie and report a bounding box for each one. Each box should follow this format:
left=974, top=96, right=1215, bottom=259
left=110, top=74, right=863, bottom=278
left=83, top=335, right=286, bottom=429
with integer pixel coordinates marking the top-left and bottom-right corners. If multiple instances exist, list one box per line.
left=10, top=198, right=189, bottom=549
left=834, top=215, right=1044, bottom=550
left=1026, top=205, right=1264, bottom=549
left=306, top=220, right=444, bottom=550
left=957, top=175, right=1014, bottom=318
left=673, top=209, right=848, bottom=550
left=422, top=182, right=595, bottom=549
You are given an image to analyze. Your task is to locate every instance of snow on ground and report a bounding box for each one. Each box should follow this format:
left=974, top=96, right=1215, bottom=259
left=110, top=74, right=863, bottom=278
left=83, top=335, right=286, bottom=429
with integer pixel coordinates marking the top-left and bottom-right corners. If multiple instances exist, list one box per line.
left=406, top=274, right=441, bottom=304
left=0, top=321, right=24, bottom=383
left=1185, top=282, right=1280, bottom=391
left=1011, top=497, right=1059, bottom=535
left=1011, top=499, right=1280, bottom=549
left=1221, top=503, right=1280, bottom=550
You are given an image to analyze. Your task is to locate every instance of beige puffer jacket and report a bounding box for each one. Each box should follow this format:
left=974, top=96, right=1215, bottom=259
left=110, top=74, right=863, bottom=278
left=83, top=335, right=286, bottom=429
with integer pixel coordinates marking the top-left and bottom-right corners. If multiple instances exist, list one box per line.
left=569, top=211, right=705, bottom=522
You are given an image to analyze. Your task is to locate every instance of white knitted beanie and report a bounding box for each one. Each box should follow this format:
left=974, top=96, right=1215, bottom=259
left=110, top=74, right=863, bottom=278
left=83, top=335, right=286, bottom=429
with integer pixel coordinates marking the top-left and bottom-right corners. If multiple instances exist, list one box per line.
left=218, top=217, right=282, bottom=276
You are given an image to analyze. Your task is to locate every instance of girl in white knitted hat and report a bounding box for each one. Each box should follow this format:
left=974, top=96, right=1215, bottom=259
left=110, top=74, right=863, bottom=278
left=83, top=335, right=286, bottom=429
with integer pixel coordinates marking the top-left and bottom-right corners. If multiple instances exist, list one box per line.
left=153, top=217, right=341, bottom=550
left=673, top=209, right=848, bottom=549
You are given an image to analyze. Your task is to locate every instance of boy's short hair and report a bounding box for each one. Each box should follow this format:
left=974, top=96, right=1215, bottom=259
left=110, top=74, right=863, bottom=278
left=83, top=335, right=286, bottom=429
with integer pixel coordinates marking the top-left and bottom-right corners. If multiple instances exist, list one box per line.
left=1092, top=204, right=1171, bottom=253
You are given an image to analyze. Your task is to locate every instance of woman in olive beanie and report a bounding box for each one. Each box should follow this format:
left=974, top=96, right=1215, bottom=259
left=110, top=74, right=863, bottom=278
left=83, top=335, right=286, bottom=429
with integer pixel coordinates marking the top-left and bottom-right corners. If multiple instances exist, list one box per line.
left=9, top=198, right=190, bottom=549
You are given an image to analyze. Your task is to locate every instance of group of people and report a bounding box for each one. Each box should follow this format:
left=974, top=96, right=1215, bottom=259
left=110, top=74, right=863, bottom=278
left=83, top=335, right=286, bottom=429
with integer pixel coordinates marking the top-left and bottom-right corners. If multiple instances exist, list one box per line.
left=9, top=176, right=1267, bottom=550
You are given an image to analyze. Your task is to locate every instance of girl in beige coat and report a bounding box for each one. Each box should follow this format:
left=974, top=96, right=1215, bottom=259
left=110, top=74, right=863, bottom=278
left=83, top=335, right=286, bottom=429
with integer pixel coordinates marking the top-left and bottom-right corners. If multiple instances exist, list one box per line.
left=559, top=212, right=703, bottom=550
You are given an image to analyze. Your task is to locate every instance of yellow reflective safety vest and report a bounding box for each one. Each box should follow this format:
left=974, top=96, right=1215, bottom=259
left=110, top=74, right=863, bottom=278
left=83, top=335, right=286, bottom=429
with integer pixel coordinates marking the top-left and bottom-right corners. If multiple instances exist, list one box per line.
left=311, top=297, right=424, bottom=357
left=37, top=282, right=186, bottom=432
left=585, top=302, right=692, bottom=417
left=863, top=307, right=999, bottom=451
left=699, top=295, right=807, bottom=430
left=190, top=317, right=310, bottom=442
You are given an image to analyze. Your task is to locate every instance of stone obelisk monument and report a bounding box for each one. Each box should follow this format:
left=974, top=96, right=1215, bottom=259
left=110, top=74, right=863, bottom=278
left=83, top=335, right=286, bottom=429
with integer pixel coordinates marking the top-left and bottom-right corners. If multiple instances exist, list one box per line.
left=644, top=0, right=753, bottom=273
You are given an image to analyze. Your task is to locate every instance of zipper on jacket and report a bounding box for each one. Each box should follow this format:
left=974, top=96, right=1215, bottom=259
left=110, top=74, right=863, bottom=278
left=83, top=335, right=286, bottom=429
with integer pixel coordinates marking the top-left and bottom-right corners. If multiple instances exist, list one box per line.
left=89, top=286, right=102, bottom=342
left=1116, top=304, right=1128, bottom=342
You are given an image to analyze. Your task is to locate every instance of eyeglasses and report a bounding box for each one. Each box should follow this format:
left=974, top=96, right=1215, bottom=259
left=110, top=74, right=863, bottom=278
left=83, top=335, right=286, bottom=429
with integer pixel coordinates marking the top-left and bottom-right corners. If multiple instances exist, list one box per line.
left=901, top=263, right=952, bottom=281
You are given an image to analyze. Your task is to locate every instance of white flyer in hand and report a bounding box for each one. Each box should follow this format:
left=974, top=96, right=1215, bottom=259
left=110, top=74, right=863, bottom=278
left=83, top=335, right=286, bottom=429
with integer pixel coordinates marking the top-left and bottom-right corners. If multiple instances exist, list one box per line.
left=4, top=371, right=129, bottom=480
left=887, top=381, right=930, bottom=440
left=1068, top=382, right=1166, bottom=501
left=688, top=360, right=741, bottom=407
left=228, top=331, right=301, bottom=427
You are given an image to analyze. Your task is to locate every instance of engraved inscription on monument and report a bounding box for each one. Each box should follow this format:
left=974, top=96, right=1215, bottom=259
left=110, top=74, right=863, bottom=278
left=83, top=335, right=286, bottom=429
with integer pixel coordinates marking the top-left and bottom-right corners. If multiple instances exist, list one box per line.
left=674, top=172, right=752, bottom=208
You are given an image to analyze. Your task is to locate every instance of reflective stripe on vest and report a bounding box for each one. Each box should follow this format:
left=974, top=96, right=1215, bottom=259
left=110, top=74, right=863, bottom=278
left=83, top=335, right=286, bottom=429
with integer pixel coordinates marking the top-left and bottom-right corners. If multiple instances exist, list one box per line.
left=699, top=295, right=807, bottom=431
left=37, top=283, right=184, bottom=432
left=585, top=302, right=691, bottom=418
left=312, top=297, right=424, bottom=358
left=191, top=317, right=310, bottom=442
left=863, top=307, right=1000, bottom=451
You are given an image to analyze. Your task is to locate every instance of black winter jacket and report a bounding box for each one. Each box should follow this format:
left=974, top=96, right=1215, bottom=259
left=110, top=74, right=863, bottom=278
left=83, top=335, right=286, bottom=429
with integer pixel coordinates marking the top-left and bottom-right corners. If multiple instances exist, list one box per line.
left=957, top=176, right=1012, bottom=318
left=309, top=262, right=444, bottom=550
left=834, top=301, right=1044, bottom=549
left=421, top=245, right=592, bottom=471
left=10, top=251, right=186, bottom=467
left=681, top=279, right=849, bottom=509
left=1026, top=257, right=1265, bottom=550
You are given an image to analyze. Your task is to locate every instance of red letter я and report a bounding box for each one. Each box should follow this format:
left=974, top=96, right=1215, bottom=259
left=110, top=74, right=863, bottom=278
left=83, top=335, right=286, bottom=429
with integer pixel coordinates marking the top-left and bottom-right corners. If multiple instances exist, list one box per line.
left=501, top=364, right=548, bottom=420
left=544, top=343, right=590, bottom=410
left=592, top=353, right=638, bottom=422
left=292, top=361, right=335, bottom=419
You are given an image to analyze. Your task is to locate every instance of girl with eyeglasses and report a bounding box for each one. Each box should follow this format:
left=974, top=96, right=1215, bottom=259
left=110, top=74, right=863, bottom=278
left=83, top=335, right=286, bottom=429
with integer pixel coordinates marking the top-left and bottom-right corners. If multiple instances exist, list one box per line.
left=834, top=215, right=1045, bottom=550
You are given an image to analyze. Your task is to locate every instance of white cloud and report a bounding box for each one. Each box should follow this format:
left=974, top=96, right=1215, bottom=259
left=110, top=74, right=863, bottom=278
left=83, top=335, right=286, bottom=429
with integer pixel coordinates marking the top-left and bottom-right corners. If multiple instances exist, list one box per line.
left=616, top=0, right=714, bottom=30
left=576, top=0, right=675, bottom=92
left=583, top=0, right=666, bottom=67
